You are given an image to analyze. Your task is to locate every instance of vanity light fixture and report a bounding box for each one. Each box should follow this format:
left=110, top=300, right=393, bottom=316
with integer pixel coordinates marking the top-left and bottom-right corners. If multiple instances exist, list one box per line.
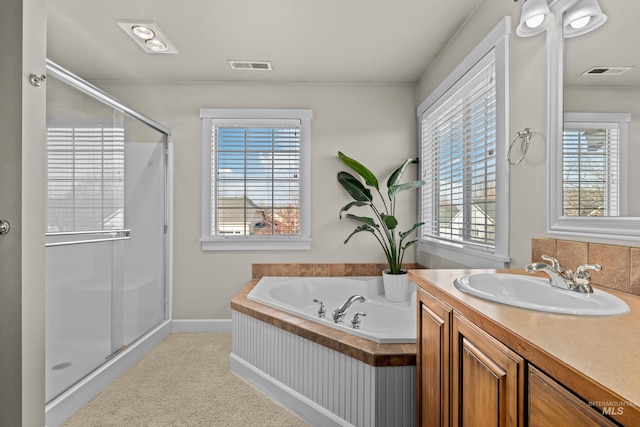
left=563, top=0, right=607, bottom=38
left=116, top=20, right=178, bottom=54
left=516, top=0, right=552, bottom=37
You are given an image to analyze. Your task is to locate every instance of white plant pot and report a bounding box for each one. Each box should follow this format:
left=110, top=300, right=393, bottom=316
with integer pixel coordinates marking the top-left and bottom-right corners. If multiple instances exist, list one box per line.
left=382, top=269, right=410, bottom=302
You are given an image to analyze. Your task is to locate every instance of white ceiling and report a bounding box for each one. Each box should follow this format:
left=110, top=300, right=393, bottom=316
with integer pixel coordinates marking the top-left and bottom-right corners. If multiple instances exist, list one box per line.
left=47, top=0, right=485, bottom=84
left=564, top=0, right=640, bottom=89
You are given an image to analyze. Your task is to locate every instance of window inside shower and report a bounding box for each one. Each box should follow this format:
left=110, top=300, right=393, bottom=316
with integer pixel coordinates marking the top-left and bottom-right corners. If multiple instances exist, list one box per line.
left=44, top=69, right=170, bottom=403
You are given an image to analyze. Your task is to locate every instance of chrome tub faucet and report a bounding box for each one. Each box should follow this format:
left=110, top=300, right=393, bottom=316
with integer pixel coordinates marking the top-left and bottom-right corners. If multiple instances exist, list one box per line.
left=525, top=255, right=601, bottom=294
left=332, top=295, right=365, bottom=323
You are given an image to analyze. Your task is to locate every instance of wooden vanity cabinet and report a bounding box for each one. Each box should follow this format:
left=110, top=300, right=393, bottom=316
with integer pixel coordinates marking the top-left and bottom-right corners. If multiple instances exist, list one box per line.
left=452, top=313, right=525, bottom=426
left=528, top=365, right=618, bottom=427
left=416, top=280, right=623, bottom=427
left=417, top=288, right=524, bottom=427
left=417, top=288, right=452, bottom=427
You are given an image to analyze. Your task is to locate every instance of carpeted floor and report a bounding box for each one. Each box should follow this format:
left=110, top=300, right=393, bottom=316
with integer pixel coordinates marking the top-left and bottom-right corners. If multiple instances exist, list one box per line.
left=62, top=333, right=310, bottom=427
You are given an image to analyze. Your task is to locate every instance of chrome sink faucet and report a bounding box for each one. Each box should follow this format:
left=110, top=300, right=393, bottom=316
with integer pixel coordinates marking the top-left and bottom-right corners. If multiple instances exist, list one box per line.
left=332, top=295, right=365, bottom=323
left=525, top=255, right=601, bottom=294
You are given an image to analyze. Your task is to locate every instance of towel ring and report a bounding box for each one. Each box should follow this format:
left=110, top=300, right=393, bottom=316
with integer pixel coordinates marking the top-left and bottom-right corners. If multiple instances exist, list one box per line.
left=507, top=128, right=532, bottom=165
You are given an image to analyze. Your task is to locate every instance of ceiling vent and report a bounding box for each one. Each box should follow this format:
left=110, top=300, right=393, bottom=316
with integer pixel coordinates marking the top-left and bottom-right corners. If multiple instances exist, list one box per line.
left=581, top=66, right=634, bottom=76
left=228, top=60, right=273, bottom=71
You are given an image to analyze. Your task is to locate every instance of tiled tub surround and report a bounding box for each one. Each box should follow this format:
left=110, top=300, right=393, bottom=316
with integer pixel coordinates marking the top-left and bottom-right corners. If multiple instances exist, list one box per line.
left=532, top=238, right=640, bottom=296
left=252, top=263, right=423, bottom=279
left=230, top=266, right=418, bottom=427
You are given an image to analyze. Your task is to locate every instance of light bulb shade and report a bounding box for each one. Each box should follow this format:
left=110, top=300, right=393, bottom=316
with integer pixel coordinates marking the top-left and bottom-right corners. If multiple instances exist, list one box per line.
left=564, top=0, right=607, bottom=38
left=516, top=0, right=553, bottom=37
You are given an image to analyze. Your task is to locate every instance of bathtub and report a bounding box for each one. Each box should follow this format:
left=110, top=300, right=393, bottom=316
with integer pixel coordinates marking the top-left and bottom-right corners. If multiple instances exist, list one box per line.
left=247, top=276, right=416, bottom=344
left=232, top=275, right=417, bottom=426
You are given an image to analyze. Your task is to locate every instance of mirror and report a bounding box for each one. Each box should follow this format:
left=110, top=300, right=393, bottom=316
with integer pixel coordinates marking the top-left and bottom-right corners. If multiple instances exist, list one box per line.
left=547, top=0, right=640, bottom=238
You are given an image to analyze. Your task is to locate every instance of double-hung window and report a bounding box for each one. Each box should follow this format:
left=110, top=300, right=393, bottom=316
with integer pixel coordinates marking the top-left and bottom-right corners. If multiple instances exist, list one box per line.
left=417, top=18, right=510, bottom=268
left=200, top=109, right=312, bottom=250
left=562, top=112, right=629, bottom=217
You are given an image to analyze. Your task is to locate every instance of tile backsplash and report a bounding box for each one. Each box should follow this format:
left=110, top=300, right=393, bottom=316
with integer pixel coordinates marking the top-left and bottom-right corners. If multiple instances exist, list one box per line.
left=532, top=237, right=640, bottom=296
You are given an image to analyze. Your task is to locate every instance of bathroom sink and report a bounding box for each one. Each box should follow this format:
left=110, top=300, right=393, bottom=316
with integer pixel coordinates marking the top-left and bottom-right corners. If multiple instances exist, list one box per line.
left=453, top=273, right=630, bottom=316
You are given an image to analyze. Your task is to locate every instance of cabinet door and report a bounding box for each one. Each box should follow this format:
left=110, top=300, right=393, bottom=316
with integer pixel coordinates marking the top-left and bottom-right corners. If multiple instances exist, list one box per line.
left=528, top=365, right=618, bottom=427
left=417, top=289, right=452, bottom=427
left=452, top=313, right=524, bottom=427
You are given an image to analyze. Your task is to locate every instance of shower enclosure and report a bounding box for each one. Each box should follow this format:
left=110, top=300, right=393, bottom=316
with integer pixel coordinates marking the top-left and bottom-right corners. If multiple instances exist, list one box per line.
left=44, top=61, right=172, bottom=423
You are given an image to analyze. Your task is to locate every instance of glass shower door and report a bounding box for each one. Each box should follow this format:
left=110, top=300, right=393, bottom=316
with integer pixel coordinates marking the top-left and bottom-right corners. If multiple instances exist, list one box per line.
left=45, top=71, right=169, bottom=403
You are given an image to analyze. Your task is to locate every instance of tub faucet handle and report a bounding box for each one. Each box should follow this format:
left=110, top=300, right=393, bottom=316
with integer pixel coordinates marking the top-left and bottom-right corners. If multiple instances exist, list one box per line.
left=350, top=312, right=367, bottom=329
left=313, top=299, right=326, bottom=318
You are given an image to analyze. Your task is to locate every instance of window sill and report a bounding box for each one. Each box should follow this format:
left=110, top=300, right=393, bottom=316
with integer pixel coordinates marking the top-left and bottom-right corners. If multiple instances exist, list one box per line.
left=200, top=237, right=312, bottom=251
left=418, top=240, right=510, bottom=269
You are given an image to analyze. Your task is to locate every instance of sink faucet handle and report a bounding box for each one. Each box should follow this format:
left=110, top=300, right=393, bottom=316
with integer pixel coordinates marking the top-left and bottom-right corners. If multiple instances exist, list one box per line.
left=575, top=264, right=602, bottom=276
left=573, top=264, right=601, bottom=293
left=313, top=299, right=326, bottom=318
left=541, top=255, right=564, bottom=273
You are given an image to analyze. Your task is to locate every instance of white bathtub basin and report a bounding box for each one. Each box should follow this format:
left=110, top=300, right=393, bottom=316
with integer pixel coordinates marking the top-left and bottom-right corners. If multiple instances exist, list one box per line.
left=247, top=276, right=416, bottom=343
left=454, top=273, right=630, bottom=316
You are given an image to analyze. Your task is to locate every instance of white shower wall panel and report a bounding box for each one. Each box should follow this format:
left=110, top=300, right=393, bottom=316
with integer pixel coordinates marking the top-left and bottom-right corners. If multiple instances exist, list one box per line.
left=122, top=143, right=166, bottom=345
left=45, top=241, right=114, bottom=402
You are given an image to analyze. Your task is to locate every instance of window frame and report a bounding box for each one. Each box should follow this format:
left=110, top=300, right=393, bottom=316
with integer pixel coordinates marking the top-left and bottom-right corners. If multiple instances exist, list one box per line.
left=416, top=17, right=511, bottom=268
left=561, top=112, right=630, bottom=218
left=200, top=108, right=312, bottom=251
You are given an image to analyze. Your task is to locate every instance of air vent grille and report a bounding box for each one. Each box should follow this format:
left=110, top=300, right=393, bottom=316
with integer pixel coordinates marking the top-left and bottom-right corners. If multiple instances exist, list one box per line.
left=582, top=66, right=634, bottom=76
left=229, top=61, right=273, bottom=71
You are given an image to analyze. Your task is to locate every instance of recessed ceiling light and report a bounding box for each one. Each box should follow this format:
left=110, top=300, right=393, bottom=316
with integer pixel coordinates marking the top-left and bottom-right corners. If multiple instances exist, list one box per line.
left=131, top=25, right=155, bottom=40
left=116, top=20, right=178, bottom=54
left=145, top=39, right=167, bottom=52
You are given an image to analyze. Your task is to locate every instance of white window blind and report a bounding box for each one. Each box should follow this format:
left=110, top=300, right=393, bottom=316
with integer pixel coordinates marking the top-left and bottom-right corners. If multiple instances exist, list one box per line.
left=209, top=120, right=301, bottom=237
left=420, top=52, right=497, bottom=251
left=46, top=127, right=125, bottom=232
left=562, top=123, right=620, bottom=217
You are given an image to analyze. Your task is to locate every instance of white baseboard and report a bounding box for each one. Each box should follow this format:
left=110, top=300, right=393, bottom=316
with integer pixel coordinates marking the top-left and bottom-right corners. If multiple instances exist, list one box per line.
left=171, top=318, right=232, bottom=333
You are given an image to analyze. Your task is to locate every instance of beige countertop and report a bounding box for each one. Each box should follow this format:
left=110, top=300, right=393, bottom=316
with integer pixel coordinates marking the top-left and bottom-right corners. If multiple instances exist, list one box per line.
left=409, top=268, right=640, bottom=426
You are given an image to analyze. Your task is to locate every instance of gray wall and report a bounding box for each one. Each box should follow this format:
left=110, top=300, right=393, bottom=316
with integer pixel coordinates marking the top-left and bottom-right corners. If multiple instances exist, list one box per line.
left=67, top=0, right=640, bottom=322
left=416, top=0, right=549, bottom=269
left=0, top=0, right=47, bottom=425
left=96, top=81, right=418, bottom=320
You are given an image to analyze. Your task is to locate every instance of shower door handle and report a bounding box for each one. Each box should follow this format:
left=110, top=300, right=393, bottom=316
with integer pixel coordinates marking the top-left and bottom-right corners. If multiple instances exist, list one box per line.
left=0, top=220, right=10, bottom=235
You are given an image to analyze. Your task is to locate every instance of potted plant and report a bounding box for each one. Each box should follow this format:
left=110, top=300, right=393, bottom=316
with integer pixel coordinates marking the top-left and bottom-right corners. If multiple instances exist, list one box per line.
left=337, top=151, right=426, bottom=302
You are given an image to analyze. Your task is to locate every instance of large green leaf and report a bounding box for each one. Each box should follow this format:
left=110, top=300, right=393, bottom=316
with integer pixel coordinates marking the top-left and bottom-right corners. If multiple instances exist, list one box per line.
left=338, top=151, right=379, bottom=189
left=337, top=171, right=372, bottom=202
left=399, top=222, right=425, bottom=239
left=381, top=214, right=398, bottom=230
left=339, top=201, right=370, bottom=219
left=344, top=224, right=376, bottom=244
left=344, top=213, right=378, bottom=227
left=402, top=239, right=419, bottom=250
left=388, top=180, right=426, bottom=200
left=387, top=158, right=418, bottom=189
